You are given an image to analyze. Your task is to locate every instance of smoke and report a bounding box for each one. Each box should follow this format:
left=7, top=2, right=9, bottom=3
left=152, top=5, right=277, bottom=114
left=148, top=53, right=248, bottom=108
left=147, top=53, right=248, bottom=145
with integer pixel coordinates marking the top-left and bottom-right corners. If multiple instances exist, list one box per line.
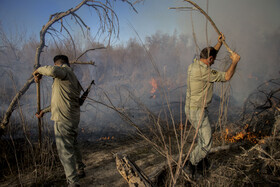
left=1, top=26, right=279, bottom=140
left=0, top=0, right=279, bottom=140
left=76, top=33, right=195, bottom=140
left=0, top=28, right=193, bottom=140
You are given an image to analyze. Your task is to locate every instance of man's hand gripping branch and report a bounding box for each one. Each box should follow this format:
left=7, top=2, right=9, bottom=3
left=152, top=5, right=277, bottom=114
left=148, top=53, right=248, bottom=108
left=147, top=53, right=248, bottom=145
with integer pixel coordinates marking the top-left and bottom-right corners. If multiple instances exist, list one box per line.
left=214, top=33, right=225, bottom=52
left=33, top=69, right=42, bottom=83
left=33, top=69, right=44, bottom=119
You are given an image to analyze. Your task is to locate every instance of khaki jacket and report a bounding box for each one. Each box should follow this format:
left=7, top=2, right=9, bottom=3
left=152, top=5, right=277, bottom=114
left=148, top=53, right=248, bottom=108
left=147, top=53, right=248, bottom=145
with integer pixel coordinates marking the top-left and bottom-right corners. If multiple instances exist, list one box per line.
left=185, top=58, right=226, bottom=111
left=37, top=64, right=82, bottom=123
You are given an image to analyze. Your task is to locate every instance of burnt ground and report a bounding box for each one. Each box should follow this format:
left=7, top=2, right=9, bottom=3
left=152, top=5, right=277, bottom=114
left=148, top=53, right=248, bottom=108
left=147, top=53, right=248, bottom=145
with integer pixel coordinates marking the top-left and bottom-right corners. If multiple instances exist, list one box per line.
left=78, top=137, right=162, bottom=186
left=57, top=132, right=280, bottom=187
left=1, top=119, right=280, bottom=187
left=0, top=133, right=165, bottom=187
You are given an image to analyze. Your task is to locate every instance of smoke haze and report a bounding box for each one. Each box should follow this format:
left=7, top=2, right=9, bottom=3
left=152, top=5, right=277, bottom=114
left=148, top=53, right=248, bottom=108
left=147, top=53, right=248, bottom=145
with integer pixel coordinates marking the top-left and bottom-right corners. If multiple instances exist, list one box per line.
left=0, top=0, right=279, bottom=139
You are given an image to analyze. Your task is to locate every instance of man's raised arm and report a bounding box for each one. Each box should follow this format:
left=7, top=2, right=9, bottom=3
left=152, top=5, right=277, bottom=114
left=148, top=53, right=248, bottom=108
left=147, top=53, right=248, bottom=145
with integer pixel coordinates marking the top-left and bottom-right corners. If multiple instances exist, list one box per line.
left=225, top=52, right=241, bottom=81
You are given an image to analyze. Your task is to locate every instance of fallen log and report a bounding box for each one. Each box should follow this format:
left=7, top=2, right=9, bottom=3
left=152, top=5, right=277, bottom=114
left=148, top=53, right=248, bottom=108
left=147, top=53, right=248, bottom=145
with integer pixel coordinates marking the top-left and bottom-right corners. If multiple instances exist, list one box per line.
left=210, top=142, right=245, bottom=153
left=115, top=153, right=154, bottom=187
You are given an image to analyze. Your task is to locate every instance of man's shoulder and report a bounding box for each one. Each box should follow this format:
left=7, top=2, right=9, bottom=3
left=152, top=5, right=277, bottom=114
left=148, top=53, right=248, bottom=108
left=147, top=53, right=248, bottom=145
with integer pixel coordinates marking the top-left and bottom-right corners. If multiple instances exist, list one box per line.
left=61, top=65, right=77, bottom=75
left=189, top=60, right=208, bottom=73
left=61, top=64, right=72, bottom=70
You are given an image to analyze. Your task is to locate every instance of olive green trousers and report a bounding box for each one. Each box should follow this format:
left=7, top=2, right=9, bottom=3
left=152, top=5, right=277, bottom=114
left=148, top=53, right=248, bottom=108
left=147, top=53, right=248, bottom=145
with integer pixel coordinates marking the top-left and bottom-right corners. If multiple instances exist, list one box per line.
left=188, top=108, right=212, bottom=165
left=54, top=121, right=85, bottom=184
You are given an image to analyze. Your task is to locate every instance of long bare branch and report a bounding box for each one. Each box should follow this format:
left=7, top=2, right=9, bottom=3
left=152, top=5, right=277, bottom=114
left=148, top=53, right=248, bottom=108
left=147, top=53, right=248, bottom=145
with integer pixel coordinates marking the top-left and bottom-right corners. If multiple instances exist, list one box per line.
left=75, top=47, right=105, bottom=61
left=70, top=61, right=95, bottom=65
left=184, top=0, right=233, bottom=53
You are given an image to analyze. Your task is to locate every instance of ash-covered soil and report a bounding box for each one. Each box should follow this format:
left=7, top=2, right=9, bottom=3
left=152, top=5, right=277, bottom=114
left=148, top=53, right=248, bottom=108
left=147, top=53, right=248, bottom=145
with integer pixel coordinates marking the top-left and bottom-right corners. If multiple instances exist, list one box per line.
left=1, top=128, right=280, bottom=187
left=1, top=110, right=279, bottom=187
left=79, top=137, right=161, bottom=186
left=46, top=135, right=165, bottom=187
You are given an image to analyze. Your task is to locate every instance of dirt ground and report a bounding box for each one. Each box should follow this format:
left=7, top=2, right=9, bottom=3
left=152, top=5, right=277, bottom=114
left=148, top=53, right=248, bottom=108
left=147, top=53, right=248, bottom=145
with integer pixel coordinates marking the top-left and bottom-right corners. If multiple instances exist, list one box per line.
left=1, top=125, right=279, bottom=186
left=78, top=137, right=166, bottom=187
left=43, top=136, right=163, bottom=187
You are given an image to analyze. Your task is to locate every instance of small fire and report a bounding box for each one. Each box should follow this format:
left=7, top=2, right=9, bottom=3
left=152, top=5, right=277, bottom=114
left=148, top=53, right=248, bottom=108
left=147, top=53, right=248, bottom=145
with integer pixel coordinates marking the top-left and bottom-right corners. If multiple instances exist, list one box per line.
left=99, top=136, right=115, bottom=141
left=178, top=123, right=184, bottom=130
left=224, top=124, right=266, bottom=144
left=248, top=73, right=258, bottom=81
left=149, top=78, right=158, bottom=98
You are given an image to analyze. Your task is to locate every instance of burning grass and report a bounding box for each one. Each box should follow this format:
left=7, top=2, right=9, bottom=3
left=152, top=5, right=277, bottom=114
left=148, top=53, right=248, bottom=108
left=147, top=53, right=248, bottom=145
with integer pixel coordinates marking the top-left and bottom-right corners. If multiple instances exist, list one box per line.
left=198, top=109, right=280, bottom=186
left=224, top=124, right=269, bottom=144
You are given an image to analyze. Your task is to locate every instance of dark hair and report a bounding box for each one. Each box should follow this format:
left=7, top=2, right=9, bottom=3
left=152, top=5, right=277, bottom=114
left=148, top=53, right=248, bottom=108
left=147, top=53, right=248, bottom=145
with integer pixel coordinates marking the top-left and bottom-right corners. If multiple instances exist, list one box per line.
left=53, top=55, right=70, bottom=66
left=200, top=47, right=217, bottom=59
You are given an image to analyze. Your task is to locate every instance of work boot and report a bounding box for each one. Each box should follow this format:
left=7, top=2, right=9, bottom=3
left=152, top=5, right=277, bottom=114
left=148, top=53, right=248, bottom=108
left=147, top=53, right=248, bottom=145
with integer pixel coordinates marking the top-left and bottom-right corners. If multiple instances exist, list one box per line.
left=192, top=167, right=203, bottom=180
left=197, top=158, right=210, bottom=176
left=77, top=169, right=86, bottom=178
left=183, top=160, right=195, bottom=179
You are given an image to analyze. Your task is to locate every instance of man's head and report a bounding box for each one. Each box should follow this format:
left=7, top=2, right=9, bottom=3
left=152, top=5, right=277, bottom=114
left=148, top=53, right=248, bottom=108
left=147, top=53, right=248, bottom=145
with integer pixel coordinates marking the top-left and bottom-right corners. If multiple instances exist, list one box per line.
left=53, top=55, right=70, bottom=67
left=200, top=47, right=217, bottom=65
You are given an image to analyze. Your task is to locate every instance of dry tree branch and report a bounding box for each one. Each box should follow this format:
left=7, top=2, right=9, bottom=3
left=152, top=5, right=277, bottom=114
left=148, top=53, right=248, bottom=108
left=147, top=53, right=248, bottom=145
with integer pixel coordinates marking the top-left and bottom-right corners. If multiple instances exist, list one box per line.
left=75, top=46, right=106, bottom=61
left=86, top=92, right=184, bottom=172
left=47, top=31, right=62, bottom=53
left=242, top=79, right=280, bottom=122
left=0, top=28, right=21, bottom=61
left=69, top=46, right=106, bottom=65
left=35, top=0, right=87, bottom=69
left=71, top=13, right=88, bottom=37
left=60, top=22, right=77, bottom=58
left=0, top=0, right=136, bottom=134
left=184, top=0, right=233, bottom=54
left=169, top=0, right=234, bottom=54
left=71, top=12, right=90, bottom=30
left=0, top=76, right=34, bottom=131
left=124, top=0, right=138, bottom=13
left=168, top=7, right=198, bottom=11
left=70, top=61, right=95, bottom=65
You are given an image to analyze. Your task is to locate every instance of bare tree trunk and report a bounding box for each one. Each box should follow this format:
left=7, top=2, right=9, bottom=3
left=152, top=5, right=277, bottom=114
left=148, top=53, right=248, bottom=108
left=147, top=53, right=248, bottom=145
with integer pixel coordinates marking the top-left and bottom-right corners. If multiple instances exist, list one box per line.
left=1, top=76, right=34, bottom=130
left=36, top=82, right=42, bottom=148
left=0, top=0, right=127, bottom=134
left=1, top=1, right=86, bottom=131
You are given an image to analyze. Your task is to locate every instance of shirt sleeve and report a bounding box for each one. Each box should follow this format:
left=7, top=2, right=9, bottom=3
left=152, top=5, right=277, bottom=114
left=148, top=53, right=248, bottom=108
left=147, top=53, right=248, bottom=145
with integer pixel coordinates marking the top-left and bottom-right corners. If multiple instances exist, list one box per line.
left=209, top=69, right=226, bottom=82
left=37, top=66, right=67, bottom=79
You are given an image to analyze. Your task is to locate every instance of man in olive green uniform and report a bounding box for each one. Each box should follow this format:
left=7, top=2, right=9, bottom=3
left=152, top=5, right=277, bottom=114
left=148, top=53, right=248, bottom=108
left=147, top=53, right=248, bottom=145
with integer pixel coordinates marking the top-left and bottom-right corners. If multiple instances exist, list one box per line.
left=33, top=55, right=85, bottom=186
left=185, top=35, right=240, bottom=176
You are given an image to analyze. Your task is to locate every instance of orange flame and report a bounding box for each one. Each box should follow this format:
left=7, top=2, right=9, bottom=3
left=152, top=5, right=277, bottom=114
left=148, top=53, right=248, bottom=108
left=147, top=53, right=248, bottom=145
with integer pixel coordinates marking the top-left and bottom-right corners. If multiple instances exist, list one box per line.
left=178, top=123, right=184, bottom=130
left=248, top=73, right=258, bottom=81
left=149, top=78, right=158, bottom=95
left=224, top=124, right=266, bottom=144
left=99, top=136, right=115, bottom=141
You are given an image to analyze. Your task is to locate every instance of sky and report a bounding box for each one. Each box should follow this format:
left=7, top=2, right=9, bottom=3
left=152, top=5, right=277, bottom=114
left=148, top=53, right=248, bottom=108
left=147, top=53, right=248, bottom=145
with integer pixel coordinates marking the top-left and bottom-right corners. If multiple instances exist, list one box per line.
left=0, top=0, right=280, bottom=103
left=0, top=0, right=279, bottom=44
left=0, top=0, right=186, bottom=44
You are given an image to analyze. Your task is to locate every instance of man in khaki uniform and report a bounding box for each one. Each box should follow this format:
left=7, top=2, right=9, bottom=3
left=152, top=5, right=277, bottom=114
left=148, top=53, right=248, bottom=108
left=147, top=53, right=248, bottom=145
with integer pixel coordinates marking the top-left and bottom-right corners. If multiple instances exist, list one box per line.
left=33, top=55, right=85, bottom=186
left=185, top=34, right=240, bottom=176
